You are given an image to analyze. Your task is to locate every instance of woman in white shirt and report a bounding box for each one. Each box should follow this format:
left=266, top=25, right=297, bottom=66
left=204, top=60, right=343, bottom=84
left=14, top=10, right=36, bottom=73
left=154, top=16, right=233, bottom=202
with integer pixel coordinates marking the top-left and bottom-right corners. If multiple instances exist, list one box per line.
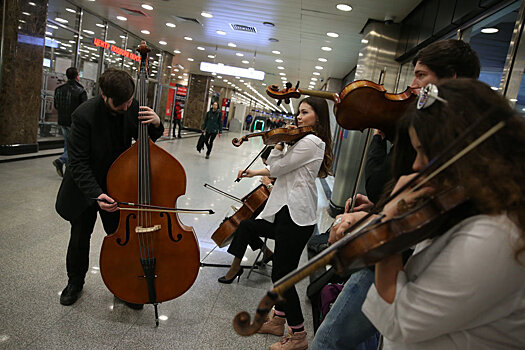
left=218, top=97, right=333, bottom=350
left=362, top=79, right=525, bottom=350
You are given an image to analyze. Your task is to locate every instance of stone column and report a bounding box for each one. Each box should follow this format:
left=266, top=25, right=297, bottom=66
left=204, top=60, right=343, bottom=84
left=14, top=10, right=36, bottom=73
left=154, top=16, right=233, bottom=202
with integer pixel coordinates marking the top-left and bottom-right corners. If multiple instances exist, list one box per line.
left=184, top=73, right=210, bottom=130
left=0, top=0, right=48, bottom=155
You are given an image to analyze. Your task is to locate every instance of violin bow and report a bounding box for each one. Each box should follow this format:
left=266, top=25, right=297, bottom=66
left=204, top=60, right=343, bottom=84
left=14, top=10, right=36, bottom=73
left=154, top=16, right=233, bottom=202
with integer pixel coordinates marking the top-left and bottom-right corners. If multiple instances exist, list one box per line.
left=235, top=146, right=269, bottom=183
left=91, top=198, right=214, bottom=214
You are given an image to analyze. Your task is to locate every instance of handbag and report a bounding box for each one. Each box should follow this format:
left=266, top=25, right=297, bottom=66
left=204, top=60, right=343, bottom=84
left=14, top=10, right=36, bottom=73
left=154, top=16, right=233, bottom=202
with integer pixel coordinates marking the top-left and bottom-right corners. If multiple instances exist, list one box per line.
left=196, top=133, right=205, bottom=152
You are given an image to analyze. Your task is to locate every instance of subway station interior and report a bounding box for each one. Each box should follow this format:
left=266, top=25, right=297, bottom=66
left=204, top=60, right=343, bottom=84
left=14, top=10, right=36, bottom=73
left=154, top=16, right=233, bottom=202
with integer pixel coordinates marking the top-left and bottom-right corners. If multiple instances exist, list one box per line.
left=1, top=0, right=525, bottom=349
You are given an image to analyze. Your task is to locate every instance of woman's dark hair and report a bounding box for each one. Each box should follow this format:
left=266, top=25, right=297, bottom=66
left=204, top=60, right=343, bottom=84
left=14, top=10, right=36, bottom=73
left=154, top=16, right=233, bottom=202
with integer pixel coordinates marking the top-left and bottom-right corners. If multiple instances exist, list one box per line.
left=99, top=69, right=135, bottom=106
left=412, top=39, right=480, bottom=79
left=295, top=97, right=333, bottom=178
left=396, top=78, right=525, bottom=259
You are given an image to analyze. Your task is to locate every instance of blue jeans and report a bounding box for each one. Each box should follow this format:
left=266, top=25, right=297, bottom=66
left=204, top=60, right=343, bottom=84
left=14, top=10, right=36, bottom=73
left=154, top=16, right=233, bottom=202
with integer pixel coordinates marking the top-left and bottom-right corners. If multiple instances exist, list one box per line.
left=58, top=126, right=70, bottom=166
left=312, top=268, right=378, bottom=350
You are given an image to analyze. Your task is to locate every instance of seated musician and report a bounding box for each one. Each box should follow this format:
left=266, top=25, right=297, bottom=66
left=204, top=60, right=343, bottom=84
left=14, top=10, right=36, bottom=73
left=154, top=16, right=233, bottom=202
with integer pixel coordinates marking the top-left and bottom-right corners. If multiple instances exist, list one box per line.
left=219, top=97, right=333, bottom=350
left=312, top=38, right=481, bottom=350
left=362, top=78, right=525, bottom=349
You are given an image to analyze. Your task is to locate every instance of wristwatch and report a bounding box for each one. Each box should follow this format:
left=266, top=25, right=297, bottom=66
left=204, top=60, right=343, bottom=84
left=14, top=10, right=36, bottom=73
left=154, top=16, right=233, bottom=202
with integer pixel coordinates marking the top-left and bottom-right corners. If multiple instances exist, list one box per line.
left=266, top=183, right=273, bottom=190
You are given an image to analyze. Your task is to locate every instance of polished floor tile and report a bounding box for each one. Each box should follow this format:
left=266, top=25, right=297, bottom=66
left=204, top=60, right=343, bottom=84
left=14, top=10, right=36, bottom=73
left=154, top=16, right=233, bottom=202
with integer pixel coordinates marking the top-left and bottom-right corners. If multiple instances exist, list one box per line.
left=0, top=131, right=333, bottom=349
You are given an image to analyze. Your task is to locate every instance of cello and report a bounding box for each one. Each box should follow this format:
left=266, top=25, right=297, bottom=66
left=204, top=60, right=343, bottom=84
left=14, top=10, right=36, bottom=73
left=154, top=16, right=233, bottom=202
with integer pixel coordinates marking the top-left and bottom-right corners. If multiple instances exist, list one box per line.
left=99, top=42, right=200, bottom=325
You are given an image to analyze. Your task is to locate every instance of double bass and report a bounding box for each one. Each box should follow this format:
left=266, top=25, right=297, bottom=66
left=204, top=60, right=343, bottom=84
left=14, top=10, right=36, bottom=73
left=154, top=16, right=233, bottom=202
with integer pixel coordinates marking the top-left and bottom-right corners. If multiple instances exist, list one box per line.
left=99, top=42, right=200, bottom=325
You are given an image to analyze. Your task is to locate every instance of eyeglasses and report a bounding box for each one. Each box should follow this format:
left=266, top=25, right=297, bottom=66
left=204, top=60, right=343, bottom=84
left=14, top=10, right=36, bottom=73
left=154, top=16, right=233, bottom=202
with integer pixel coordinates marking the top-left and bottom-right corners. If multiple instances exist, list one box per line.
left=417, top=83, right=448, bottom=110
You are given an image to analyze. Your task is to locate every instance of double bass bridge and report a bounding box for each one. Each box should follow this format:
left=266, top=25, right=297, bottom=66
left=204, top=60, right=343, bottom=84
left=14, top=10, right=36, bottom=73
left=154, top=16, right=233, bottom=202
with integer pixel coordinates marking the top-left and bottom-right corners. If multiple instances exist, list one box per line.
left=135, top=225, right=162, bottom=234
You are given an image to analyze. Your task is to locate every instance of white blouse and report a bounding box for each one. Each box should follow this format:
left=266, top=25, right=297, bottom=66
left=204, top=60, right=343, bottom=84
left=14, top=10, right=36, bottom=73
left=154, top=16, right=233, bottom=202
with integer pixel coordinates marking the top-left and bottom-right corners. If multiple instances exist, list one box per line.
left=257, top=134, right=325, bottom=226
left=362, top=214, right=525, bottom=350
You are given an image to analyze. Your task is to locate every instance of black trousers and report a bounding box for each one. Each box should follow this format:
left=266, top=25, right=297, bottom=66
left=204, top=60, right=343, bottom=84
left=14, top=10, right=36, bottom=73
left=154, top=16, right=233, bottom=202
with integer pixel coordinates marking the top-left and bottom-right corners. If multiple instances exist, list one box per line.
left=204, top=132, right=217, bottom=156
left=66, top=205, right=119, bottom=286
left=172, top=119, right=182, bottom=137
left=227, top=206, right=314, bottom=326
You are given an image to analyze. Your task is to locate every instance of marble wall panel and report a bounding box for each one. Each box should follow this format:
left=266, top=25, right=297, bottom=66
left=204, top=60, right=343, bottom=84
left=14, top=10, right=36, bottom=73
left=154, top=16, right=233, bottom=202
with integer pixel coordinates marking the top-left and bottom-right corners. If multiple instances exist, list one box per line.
left=184, top=74, right=210, bottom=130
left=0, top=0, right=48, bottom=149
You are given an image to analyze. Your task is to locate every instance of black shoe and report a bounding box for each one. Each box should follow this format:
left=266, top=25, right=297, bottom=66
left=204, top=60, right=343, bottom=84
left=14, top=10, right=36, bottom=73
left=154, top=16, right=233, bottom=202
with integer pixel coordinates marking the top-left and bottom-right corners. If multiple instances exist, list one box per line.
left=218, top=267, right=244, bottom=284
left=205, top=155, right=210, bottom=159
left=178, top=135, right=182, bottom=138
left=53, top=159, right=64, bottom=177
left=60, top=283, right=83, bottom=306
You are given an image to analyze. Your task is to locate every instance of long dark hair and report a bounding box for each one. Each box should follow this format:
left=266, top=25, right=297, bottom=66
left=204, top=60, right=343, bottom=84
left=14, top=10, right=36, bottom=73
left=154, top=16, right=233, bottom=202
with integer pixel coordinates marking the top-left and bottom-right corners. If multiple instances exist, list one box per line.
left=295, top=97, right=333, bottom=178
left=396, top=78, right=525, bottom=259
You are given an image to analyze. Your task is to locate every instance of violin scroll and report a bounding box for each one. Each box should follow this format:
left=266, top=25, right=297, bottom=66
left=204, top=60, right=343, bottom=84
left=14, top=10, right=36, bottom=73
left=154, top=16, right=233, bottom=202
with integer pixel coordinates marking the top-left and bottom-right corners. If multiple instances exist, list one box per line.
left=232, top=136, right=247, bottom=147
left=267, top=82, right=301, bottom=102
left=233, top=291, right=280, bottom=336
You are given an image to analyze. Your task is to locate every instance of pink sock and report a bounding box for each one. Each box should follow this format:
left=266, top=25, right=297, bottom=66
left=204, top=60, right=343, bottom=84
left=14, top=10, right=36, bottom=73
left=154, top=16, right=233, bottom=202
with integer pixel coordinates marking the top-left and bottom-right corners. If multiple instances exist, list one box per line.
left=274, top=309, right=286, bottom=317
left=290, top=323, right=304, bottom=333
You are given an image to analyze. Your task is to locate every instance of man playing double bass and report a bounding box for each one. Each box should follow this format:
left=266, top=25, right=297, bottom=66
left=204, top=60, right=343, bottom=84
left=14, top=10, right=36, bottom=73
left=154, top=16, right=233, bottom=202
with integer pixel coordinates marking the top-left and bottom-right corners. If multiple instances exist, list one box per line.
left=55, top=68, right=164, bottom=307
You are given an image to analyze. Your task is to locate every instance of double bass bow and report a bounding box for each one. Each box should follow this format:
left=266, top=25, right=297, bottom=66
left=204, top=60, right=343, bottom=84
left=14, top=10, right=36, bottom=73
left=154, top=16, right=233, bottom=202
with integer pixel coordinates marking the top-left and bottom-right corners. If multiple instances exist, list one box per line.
left=267, top=80, right=416, bottom=141
left=99, top=42, right=203, bottom=326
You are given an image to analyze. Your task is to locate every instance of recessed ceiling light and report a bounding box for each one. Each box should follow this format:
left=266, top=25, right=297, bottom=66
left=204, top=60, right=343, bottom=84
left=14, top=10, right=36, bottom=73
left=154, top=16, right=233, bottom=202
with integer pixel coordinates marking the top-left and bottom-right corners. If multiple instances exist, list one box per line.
left=275, top=59, right=283, bottom=63
left=361, top=39, right=368, bottom=44
left=336, top=3, right=352, bottom=11
left=327, top=32, right=339, bottom=38
left=228, top=42, right=237, bottom=47
left=315, top=66, right=324, bottom=70
left=116, top=16, right=127, bottom=21
left=277, top=66, right=284, bottom=70
left=28, top=1, right=36, bottom=5
left=166, top=22, right=176, bottom=28
left=173, top=49, right=181, bottom=54
left=183, top=73, right=188, bottom=76
left=311, top=78, right=318, bottom=81
left=281, top=77, right=287, bottom=80
left=197, top=46, right=205, bottom=50
left=141, top=29, right=150, bottom=35
left=82, top=29, right=94, bottom=35
left=242, top=60, right=249, bottom=64
left=188, top=58, right=194, bottom=61
left=236, top=52, right=244, bottom=57
left=201, top=11, right=213, bottom=18
left=359, top=52, right=363, bottom=57
left=216, top=30, right=226, bottom=35
left=481, top=27, right=499, bottom=34
left=141, top=4, right=153, bottom=10
left=313, top=72, right=320, bottom=76
left=55, top=17, right=68, bottom=23
left=279, top=72, right=286, bottom=76
left=321, top=46, right=332, bottom=51
left=96, top=23, right=105, bottom=27
left=178, top=76, right=182, bottom=79
left=159, top=41, right=167, bottom=45
left=184, top=36, right=192, bottom=41
left=65, top=8, right=76, bottom=13
left=239, top=79, right=244, bottom=82
left=272, top=51, right=281, bottom=55
left=208, top=54, right=215, bottom=58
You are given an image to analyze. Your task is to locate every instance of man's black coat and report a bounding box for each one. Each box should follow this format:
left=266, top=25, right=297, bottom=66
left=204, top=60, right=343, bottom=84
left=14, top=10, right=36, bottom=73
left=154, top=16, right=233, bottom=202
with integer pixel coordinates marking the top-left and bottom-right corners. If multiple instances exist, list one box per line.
left=55, top=96, right=164, bottom=222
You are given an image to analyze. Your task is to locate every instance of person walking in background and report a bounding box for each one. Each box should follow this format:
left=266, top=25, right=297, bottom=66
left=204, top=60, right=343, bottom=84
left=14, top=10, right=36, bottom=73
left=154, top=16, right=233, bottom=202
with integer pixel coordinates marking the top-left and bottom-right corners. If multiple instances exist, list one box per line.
left=201, top=101, right=222, bottom=159
left=172, top=102, right=183, bottom=138
left=52, top=67, right=87, bottom=177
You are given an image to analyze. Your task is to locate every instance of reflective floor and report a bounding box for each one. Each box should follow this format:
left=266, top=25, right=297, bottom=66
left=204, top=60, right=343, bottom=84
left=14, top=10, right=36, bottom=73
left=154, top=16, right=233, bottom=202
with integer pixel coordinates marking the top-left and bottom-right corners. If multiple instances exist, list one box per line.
left=0, top=130, right=334, bottom=349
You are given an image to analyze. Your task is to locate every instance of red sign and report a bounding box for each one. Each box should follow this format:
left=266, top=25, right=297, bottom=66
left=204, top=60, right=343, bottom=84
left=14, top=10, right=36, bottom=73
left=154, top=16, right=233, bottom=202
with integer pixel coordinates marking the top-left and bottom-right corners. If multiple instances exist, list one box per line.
left=93, top=38, right=140, bottom=62
left=176, top=86, right=187, bottom=96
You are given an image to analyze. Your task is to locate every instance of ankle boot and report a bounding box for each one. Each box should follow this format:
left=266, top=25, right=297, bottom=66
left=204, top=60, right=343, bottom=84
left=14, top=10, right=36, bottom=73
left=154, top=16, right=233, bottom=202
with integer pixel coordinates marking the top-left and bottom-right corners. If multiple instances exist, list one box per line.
left=270, top=327, right=308, bottom=350
left=257, top=310, right=286, bottom=336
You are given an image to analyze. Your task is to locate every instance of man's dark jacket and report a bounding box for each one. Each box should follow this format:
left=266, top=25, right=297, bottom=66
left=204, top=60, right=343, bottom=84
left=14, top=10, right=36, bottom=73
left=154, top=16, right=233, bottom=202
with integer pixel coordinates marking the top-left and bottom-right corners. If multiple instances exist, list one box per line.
left=202, top=108, right=223, bottom=133
left=54, top=79, right=88, bottom=127
left=55, top=96, right=164, bottom=222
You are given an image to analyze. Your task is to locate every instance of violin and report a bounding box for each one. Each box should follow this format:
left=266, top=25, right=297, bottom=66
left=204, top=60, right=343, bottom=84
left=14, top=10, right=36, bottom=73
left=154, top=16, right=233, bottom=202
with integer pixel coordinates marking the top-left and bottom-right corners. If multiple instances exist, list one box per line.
left=99, top=42, right=201, bottom=325
left=205, top=184, right=270, bottom=247
left=232, top=126, right=314, bottom=147
left=267, top=80, right=416, bottom=140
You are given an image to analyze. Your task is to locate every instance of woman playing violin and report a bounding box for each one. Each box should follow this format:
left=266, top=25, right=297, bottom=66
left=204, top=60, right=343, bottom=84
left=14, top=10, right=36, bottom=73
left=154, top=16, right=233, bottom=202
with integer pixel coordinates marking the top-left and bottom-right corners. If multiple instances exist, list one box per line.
left=219, top=97, right=333, bottom=350
left=362, top=78, right=525, bottom=350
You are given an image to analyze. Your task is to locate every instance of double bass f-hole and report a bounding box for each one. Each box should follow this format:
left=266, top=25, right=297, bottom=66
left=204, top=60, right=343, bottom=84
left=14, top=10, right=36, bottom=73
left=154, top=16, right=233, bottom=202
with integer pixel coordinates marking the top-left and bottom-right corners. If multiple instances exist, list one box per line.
left=117, top=213, right=136, bottom=246
left=159, top=212, right=183, bottom=242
